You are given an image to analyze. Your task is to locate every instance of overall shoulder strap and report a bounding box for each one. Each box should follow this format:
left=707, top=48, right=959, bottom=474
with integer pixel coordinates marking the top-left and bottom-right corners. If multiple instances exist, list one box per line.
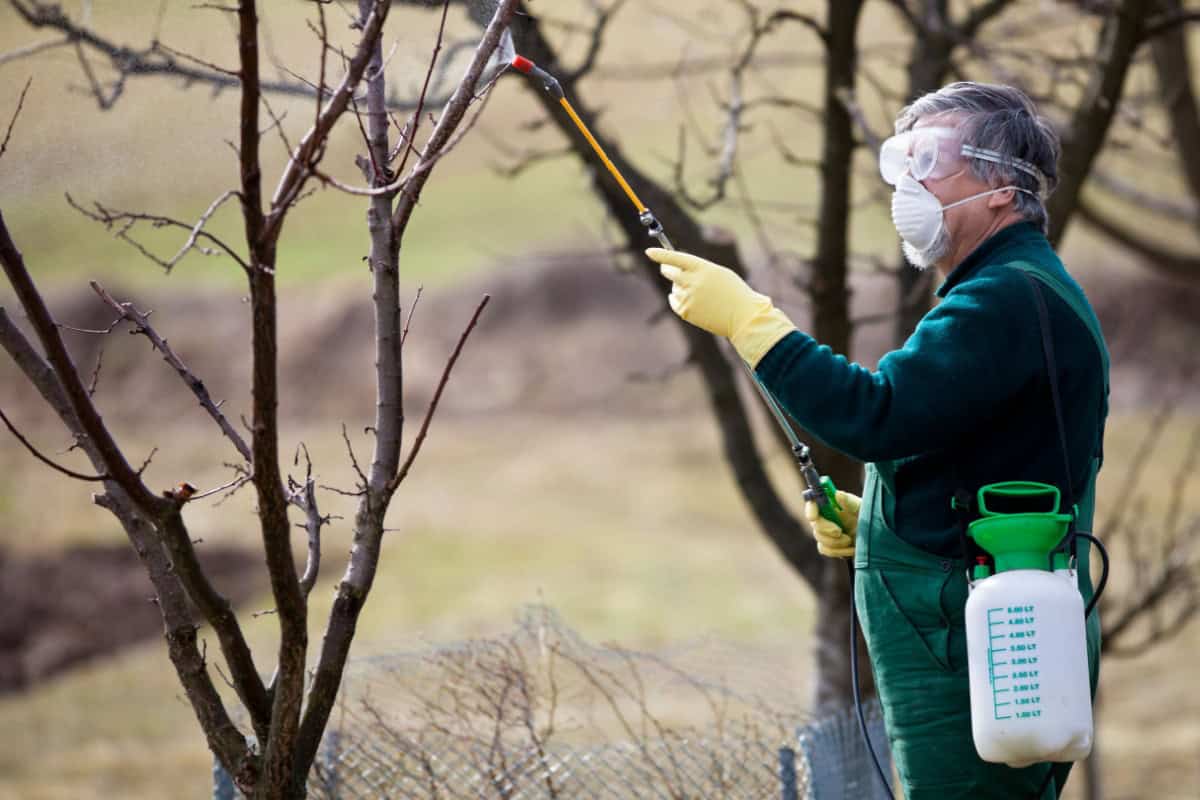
left=1010, top=262, right=1110, bottom=380
left=1017, top=270, right=1076, bottom=514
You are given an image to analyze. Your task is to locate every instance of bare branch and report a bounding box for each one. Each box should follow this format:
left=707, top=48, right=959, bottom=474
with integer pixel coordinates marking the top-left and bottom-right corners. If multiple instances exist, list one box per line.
left=192, top=474, right=254, bottom=501
left=7, top=0, right=312, bottom=101
left=390, top=0, right=516, bottom=234
left=959, top=0, right=1016, bottom=40
left=65, top=192, right=250, bottom=273
left=400, top=285, right=423, bottom=347
left=565, top=0, right=628, bottom=83
left=0, top=36, right=69, bottom=67
left=1076, top=197, right=1200, bottom=280
left=1047, top=0, right=1153, bottom=245
left=262, top=0, right=392, bottom=241
left=0, top=406, right=109, bottom=481
left=0, top=210, right=165, bottom=513
left=392, top=0, right=453, bottom=182
left=289, top=443, right=324, bottom=599
left=0, top=77, right=33, bottom=163
left=313, top=0, right=330, bottom=135
left=389, top=295, right=489, bottom=491
left=835, top=86, right=881, bottom=153
left=0, top=221, right=270, bottom=757
left=89, top=281, right=253, bottom=463
left=1140, top=9, right=1200, bottom=43
left=154, top=40, right=241, bottom=79
left=341, top=422, right=368, bottom=490
left=764, top=8, right=828, bottom=43
left=86, top=346, right=104, bottom=397
left=1088, top=168, right=1197, bottom=222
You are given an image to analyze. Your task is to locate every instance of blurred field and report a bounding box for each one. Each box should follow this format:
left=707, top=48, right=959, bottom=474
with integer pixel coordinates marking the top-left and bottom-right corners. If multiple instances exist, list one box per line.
left=3, top=1, right=1200, bottom=799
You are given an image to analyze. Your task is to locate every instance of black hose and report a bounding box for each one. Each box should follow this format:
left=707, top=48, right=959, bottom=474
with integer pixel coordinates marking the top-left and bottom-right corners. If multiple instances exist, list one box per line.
left=1074, top=532, right=1109, bottom=618
left=847, top=560, right=895, bottom=799
left=1030, top=531, right=1110, bottom=800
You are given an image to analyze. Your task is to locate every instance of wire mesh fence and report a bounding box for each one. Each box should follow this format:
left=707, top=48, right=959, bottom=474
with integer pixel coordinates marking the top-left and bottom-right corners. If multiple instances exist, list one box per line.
left=214, top=606, right=891, bottom=799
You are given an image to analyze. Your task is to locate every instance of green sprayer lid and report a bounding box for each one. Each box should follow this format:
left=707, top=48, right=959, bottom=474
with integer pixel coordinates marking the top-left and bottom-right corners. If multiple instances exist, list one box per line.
left=967, top=482, right=1072, bottom=573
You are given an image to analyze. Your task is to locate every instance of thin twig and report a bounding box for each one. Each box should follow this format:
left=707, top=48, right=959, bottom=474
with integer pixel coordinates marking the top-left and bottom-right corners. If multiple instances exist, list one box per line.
left=0, top=406, right=109, bottom=481
left=0, top=37, right=70, bottom=67
left=341, top=423, right=368, bottom=489
left=0, top=77, right=33, bottom=163
left=400, top=286, right=423, bottom=347
left=192, top=474, right=254, bottom=501
left=394, top=0, right=452, bottom=178
left=290, top=442, right=324, bottom=598
left=389, top=295, right=490, bottom=490
left=66, top=192, right=250, bottom=273
left=90, top=281, right=253, bottom=464
left=87, top=347, right=105, bottom=397
left=58, top=317, right=123, bottom=335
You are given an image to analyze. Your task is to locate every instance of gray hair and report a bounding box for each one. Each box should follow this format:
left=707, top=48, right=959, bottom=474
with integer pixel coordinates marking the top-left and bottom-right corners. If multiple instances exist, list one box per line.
left=895, top=82, right=1060, bottom=233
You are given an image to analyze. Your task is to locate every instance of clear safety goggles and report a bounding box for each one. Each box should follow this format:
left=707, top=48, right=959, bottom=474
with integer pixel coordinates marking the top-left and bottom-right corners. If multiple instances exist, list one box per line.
left=879, top=126, right=1046, bottom=191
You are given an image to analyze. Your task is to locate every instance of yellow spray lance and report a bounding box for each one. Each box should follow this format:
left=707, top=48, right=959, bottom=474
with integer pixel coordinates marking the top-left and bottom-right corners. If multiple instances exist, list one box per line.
left=511, top=51, right=906, bottom=799
left=510, top=53, right=841, bottom=522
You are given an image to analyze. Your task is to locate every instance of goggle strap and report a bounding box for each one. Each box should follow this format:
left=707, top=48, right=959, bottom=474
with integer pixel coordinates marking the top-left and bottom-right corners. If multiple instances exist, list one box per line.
left=961, top=144, right=1047, bottom=193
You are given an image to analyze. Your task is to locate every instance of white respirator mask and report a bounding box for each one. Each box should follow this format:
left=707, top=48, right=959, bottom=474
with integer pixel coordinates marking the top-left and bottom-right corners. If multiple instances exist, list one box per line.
left=890, top=175, right=1030, bottom=253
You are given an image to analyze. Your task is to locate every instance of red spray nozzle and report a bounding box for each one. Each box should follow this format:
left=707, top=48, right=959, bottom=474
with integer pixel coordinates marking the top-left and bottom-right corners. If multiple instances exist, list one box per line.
left=509, top=54, right=564, bottom=101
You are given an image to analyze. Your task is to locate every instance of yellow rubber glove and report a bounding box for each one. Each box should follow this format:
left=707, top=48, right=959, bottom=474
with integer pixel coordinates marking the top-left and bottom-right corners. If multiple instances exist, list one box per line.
left=647, top=248, right=796, bottom=368
left=804, top=490, right=862, bottom=559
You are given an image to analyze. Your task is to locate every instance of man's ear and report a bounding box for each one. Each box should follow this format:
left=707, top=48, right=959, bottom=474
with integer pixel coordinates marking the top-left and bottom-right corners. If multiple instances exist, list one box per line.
left=987, top=187, right=1016, bottom=208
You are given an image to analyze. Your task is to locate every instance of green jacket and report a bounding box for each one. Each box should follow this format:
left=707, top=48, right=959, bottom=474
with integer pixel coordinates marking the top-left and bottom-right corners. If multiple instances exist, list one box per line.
left=756, top=222, right=1109, bottom=556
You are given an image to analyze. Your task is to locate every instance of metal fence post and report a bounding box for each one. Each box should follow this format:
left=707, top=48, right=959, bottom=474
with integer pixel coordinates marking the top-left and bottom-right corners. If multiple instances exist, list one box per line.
left=779, top=746, right=799, bottom=800
left=213, top=755, right=236, bottom=800
left=797, top=700, right=893, bottom=800
left=321, top=729, right=342, bottom=799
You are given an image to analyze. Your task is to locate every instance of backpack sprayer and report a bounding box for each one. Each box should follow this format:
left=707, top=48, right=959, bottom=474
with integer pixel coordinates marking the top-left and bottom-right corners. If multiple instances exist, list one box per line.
left=508, top=45, right=1110, bottom=800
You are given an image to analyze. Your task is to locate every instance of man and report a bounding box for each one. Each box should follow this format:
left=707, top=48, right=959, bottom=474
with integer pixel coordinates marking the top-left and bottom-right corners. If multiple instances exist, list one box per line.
left=648, top=83, right=1108, bottom=799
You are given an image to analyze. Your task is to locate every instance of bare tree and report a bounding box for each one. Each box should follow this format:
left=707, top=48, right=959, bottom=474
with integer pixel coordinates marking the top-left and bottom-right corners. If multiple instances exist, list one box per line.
left=0, top=0, right=519, bottom=796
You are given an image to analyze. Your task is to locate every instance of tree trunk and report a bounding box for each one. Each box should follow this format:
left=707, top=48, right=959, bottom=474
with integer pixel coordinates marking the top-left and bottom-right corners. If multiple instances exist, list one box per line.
left=1150, top=0, right=1200, bottom=235
left=892, top=2, right=954, bottom=347
left=1047, top=0, right=1150, bottom=246
left=803, top=0, right=866, bottom=713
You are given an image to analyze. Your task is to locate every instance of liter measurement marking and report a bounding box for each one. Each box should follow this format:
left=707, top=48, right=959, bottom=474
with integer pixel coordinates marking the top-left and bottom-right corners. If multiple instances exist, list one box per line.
left=986, top=606, right=1043, bottom=721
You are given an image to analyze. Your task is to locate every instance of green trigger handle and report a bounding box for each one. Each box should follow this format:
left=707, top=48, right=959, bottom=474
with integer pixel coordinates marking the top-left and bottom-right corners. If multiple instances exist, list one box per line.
left=800, top=457, right=844, bottom=529
left=817, top=476, right=843, bottom=528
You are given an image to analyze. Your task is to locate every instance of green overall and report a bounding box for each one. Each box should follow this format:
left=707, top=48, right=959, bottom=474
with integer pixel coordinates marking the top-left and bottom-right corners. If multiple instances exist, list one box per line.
left=853, top=264, right=1107, bottom=800
left=755, top=223, right=1110, bottom=798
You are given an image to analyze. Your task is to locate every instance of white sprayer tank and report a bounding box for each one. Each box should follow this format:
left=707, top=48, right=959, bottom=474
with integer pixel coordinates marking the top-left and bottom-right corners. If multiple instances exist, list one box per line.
left=966, top=567, right=1093, bottom=767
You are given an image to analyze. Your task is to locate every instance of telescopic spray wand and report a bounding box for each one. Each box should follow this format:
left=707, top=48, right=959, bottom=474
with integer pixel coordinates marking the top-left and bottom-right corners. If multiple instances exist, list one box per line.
left=509, top=50, right=897, bottom=798
left=510, top=53, right=841, bottom=522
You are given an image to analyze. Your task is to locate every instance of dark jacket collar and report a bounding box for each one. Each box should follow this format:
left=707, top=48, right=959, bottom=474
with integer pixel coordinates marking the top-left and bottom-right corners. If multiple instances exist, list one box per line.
left=935, top=221, right=1045, bottom=298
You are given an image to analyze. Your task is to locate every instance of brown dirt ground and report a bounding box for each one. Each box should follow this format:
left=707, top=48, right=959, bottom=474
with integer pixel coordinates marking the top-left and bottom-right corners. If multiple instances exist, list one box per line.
left=0, top=543, right=262, bottom=694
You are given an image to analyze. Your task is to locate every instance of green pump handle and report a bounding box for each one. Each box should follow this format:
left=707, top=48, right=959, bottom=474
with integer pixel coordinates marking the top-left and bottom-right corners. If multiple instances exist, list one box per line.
left=976, top=481, right=1061, bottom=516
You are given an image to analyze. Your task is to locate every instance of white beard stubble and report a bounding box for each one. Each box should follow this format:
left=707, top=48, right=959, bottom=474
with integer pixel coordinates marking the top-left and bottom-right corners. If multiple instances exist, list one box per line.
left=901, top=223, right=952, bottom=271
